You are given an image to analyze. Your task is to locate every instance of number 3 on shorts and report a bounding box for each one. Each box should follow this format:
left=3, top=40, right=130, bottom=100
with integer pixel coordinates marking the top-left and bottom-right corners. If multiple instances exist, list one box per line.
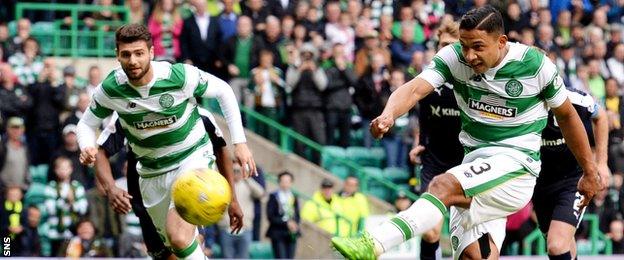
left=464, top=162, right=491, bottom=178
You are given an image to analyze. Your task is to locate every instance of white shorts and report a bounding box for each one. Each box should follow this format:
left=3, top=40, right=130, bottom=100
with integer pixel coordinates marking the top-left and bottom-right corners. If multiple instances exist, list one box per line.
left=447, top=148, right=537, bottom=259
left=139, top=145, right=216, bottom=247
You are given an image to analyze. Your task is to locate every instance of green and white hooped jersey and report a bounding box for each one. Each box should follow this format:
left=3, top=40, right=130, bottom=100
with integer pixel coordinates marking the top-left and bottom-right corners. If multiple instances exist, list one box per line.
left=418, top=42, right=568, bottom=172
left=90, top=61, right=214, bottom=176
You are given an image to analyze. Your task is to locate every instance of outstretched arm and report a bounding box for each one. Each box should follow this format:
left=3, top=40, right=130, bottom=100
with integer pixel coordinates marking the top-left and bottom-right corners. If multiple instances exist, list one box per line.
left=371, top=77, right=434, bottom=139
left=552, top=99, right=602, bottom=208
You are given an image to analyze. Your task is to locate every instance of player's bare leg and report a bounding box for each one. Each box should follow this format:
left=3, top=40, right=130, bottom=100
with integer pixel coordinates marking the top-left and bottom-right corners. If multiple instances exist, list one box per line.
left=166, top=208, right=205, bottom=259
left=460, top=236, right=499, bottom=260
left=332, top=173, right=470, bottom=259
left=546, top=220, right=577, bottom=259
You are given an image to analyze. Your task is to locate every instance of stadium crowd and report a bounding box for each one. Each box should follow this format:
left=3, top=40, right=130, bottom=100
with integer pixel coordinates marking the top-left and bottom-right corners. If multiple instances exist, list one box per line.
left=0, top=0, right=623, bottom=257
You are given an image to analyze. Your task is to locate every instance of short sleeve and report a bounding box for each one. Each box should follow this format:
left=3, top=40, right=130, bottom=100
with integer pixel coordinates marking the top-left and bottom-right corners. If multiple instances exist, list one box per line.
left=417, top=45, right=455, bottom=89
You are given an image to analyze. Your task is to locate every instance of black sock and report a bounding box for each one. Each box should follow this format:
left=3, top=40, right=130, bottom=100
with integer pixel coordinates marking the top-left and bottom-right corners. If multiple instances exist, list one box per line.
left=420, top=239, right=439, bottom=260
left=548, top=251, right=572, bottom=260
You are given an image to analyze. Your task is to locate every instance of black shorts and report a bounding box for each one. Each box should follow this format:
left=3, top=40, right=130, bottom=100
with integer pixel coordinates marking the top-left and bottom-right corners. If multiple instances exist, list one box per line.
left=419, top=164, right=448, bottom=194
left=126, top=152, right=172, bottom=259
left=532, top=177, right=583, bottom=234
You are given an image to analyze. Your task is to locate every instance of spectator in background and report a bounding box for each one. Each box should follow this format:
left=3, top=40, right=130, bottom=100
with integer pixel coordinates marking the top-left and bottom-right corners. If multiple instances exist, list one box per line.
left=302, top=6, right=323, bottom=38
left=44, top=156, right=88, bottom=256
left=0, top=64, right=32, bottom=123
left=63, top=92, right=90, bottom=127
left=59, top=65, right=82, bottom=111
left=588, top=59, right=607, bottom=104
left=222, top=16, right=263, bottom=103
left=323, top=43, right=357, bottom=148
left=390, top=24, right=424, bottom=68
left=405, top=50, right=425, bottom=79
left=607, top=43, right=624, bottom=86
left=593, top=41, right=611, bottom=79
left=83, top=0, right=121, bottom=32
left=286, top=43, right=327, bottom=163
left=354, top=51, right=391, bottom=148
left=148, top=0, right=184, bottom=62
left=520, top=27, right=535, bottom=46
left=301, top=178, right=350, bottom=237
left=556, top=43, right=580, bottom=86
left=260, top=16, right=286, bottom=70
left=0, top=118, right=30, bottom=191
left=8, top=37, right=43, bottom=86
left=268, top=0, right=297, bottom=18
left=218, top=0, right=239, bottom=43
left=610, top=219, right=624, bottom=254
left=292, top=1, right=309, bottom=23
left=243, top=0, right=269, bottom=32
left=27, top=58, right=64, bottom=166
left=554, top=10, right=572, bottom=46
left=392, top=6, right=425, bottom=46
left=535, top=24, right=556, bottom=53
left=266, top=171, right=300, bottom=259
left=605, top=78, right=624, bottom=174
left=217, top=162, right=265, bottom=259
left=125, top=0, right=147, bottom=25
left=180, top=0, right=223, bottom=76
left=280, top=16, right=295, bottom=41
left=503, top=1, right=529, bottom=41
left=0, top=186, right=24, bottom=254
left=65, top=219, right=112, bottom=257
left=18, top=206, right=41, bottom=256
left=5, top=19, right=31, bottom=58
left=49, top=124, right=91, bottom=189
left=0, top=23, right=9, bottom=62
left=607, top=24, right=622, bottom=58
left=322, top=1, right=341, bottom=36
left=571, top=64, right=590, bottom=93
left=325, top=12, right=355, bottom=62
left=393, top=191, right=412, bottom=213
left=339, top=176, right=369, bottom=235
left=85, top=65, right=101, bottom=98
left=354, top=31, right=391, bottom=78
left=251, top=49, right=285, bottom=143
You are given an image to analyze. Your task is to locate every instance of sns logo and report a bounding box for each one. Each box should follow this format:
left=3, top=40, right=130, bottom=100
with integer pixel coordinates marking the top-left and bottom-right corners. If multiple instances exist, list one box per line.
left=3, top=237, right=10, bottom=256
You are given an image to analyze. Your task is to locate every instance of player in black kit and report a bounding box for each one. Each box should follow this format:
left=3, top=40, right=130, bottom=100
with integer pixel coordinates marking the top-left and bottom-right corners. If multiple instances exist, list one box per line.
left=533, top=88, right=609, bottom=260
left=409, top=20, right=464, bottom=260
left=94, top=108, right=245, bottom=259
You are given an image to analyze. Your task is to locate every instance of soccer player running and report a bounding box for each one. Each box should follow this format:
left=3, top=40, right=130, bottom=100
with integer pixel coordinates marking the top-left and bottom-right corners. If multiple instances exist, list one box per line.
left=94, top=109, right=244, bottom=259
left=332, top=6, right=603, bottom=260
left=410, top=19, right=463, bottom=260
left=77, top=24, right=254, bottom=259
left=535, top=87, right=610, bottom=260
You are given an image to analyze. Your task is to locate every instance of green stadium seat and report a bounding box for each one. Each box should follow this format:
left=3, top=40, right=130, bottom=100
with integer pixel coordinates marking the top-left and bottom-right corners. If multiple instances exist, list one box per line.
left=346, top=147, right=385, bottom=168
left=383, top=167, right=411, bottom=183
left=249, top=241, right=274, bottom=259
left=321, top=146, right=346, bottom=168
left=31, top=22, right=55, bottom=54
left=328, top=165, right=350, bottom=179
left=368, top=186, right=391, bottom=202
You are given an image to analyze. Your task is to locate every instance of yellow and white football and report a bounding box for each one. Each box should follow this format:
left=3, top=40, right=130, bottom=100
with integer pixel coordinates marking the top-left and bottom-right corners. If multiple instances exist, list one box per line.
left=171, top=168, right=232, bottom=226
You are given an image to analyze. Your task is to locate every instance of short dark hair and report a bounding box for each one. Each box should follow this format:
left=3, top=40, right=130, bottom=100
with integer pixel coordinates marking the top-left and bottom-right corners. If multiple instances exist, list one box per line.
left=459, top=5, right=504, bottom=35
left=278, top=171, right=294, bottom=182
left=115, top=23, right=153, bottom=49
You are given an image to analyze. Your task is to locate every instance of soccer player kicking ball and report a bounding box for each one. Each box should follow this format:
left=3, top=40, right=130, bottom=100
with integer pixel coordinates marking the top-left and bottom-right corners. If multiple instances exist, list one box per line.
left=77, top=24, right=253, bottom=259
left=332, top=5, right=603, bottom=260
left=535, top=87, right=610, bottom=260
